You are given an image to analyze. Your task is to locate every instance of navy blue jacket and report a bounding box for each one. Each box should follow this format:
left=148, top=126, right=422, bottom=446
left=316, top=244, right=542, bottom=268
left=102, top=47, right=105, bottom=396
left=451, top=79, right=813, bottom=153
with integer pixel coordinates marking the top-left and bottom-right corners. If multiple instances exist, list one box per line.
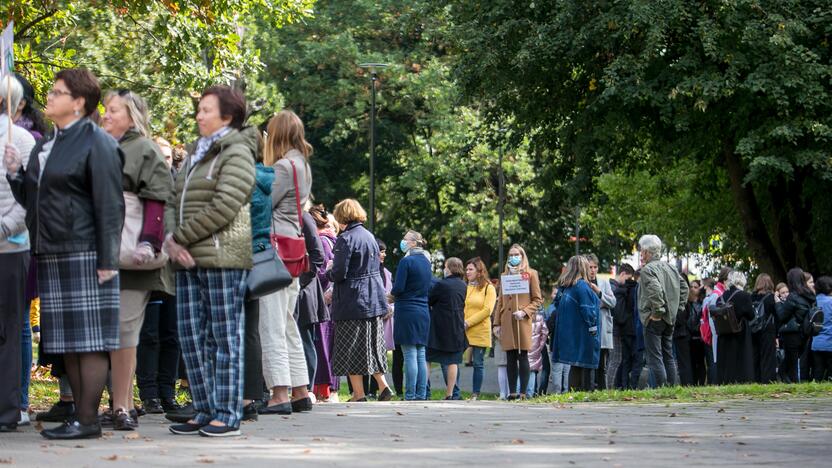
left=392, top=251, right=433, bottom=346
left=326, top=222, right=387, bottom=321
left=551, top=279, right=601, bottom=369
left=428, top=274, right=468, bottom=353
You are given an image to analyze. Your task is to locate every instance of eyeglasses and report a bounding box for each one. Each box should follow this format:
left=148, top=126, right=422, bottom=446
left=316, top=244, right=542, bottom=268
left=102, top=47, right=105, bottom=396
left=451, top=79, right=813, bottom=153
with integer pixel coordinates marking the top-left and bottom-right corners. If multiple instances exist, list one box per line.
left=47, top=89, right=73, bottom=98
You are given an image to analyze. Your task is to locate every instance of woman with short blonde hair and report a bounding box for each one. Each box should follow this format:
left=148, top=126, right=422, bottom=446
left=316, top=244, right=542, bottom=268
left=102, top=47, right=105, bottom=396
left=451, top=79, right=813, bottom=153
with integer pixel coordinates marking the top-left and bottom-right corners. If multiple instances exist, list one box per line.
left=326, top=199, right=392, bottom=401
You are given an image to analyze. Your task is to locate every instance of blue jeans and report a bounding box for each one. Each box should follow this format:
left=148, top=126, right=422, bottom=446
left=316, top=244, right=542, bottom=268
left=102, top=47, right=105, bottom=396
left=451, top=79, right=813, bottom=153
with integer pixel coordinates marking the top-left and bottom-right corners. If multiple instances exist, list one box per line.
left=552, top=361, right=571, bottom=394
left=401, top=344, right=427, bottom=400
left=471, top=346, right=486, bottom=394
left=21, top=313, right=32, bottom=409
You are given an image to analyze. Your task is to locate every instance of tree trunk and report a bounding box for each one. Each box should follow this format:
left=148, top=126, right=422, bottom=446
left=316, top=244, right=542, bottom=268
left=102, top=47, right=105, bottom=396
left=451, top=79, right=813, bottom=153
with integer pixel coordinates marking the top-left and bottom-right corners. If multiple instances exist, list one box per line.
left=722, top=143, right=787, bottom=281
left=786, top=170, right=818, bottom=274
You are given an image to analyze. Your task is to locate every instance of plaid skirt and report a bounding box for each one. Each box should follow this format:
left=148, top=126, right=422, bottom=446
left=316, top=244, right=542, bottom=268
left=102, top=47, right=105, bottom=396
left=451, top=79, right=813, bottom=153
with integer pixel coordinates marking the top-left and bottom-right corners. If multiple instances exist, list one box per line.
left=38, top=252, right=120, bottom=353
left=332, top=316, right=388, bottom=376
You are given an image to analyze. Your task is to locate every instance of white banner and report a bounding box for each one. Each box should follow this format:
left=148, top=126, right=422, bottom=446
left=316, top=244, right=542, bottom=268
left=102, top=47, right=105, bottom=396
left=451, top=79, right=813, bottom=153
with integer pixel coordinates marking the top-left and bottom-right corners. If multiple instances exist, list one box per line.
left=0, top=21, right=12, bottom=76
left=501, top=273, right=530, bottom=296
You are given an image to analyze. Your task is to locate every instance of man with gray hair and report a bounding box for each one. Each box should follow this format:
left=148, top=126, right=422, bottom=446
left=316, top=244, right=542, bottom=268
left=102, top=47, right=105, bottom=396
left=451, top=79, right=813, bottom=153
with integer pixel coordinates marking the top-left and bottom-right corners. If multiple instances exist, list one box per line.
left=637, top=234, right=689, bottom=387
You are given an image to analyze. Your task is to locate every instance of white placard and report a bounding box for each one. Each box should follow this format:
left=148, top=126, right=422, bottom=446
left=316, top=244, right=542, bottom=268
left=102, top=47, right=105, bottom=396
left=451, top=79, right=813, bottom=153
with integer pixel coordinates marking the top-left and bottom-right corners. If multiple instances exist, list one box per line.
left=0, top=21, right=12, bottom=76
left=501, top=273, right=530, bottom=296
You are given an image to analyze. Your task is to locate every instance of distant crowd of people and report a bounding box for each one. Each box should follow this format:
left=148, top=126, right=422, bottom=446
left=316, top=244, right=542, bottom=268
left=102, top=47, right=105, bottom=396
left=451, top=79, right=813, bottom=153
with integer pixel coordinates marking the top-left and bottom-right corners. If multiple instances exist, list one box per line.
left=0, top=69, right=829, bottom=442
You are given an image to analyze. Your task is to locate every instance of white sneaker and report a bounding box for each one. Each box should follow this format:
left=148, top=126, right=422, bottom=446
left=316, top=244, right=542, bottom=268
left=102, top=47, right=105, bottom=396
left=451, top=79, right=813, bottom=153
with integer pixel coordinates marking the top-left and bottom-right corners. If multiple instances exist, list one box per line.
left=308, top=393, right=317, bottom=404
left=328, top=393, right=340, bottom=403
left=19, top=410, right=30, bottom=426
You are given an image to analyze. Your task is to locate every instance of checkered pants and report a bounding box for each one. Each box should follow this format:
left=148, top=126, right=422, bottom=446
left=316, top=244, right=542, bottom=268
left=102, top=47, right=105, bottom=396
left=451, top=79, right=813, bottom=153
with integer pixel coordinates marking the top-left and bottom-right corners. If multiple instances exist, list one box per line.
left=177, top=268, right=247, bottom=428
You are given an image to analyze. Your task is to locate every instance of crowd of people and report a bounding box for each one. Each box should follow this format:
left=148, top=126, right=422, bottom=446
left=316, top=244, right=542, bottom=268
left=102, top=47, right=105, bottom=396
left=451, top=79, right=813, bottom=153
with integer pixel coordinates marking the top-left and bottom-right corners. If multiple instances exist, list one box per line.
left=0, top=69, right=830, bottom=441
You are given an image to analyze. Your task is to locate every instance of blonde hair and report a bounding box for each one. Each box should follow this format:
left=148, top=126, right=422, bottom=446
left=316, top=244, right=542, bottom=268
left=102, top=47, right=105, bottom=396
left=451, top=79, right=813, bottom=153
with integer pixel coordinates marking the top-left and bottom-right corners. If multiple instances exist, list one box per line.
left=404, top=230, right=427, bottom=249
left=333, top=199, right=367, bottom=225
left=503, top=243, right=530, bottom=273
left=263, top=110, right=313, bottom=166
left=557, top=255, right=591, bottom=288
left=103, top=90, right=151, bottom=138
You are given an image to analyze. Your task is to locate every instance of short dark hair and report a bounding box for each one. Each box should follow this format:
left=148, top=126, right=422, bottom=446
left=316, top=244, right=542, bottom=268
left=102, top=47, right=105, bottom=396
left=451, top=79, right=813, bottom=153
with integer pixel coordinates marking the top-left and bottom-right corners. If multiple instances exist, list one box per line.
left=618, top=263, right=635, bottom=276
left=718, top=266, right=732, bottom=283
left=816, top=276, right=832, bottom=295
left=55, top=68, right=100, bottom=117
left=201, top=85, right=246, bottom=129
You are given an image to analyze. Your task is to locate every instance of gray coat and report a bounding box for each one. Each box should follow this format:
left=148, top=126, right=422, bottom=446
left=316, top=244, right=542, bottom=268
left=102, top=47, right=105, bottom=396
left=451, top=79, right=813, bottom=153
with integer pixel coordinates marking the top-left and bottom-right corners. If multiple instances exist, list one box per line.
left=595, top=277, right=616, bottom=349
left=271, top=150, right=311, bottom=237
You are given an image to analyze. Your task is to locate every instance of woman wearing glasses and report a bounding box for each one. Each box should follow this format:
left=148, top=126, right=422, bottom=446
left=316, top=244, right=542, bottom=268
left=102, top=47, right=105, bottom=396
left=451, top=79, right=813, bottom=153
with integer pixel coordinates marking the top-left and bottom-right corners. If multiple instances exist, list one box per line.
left=5, top=69, right=124, bottom=439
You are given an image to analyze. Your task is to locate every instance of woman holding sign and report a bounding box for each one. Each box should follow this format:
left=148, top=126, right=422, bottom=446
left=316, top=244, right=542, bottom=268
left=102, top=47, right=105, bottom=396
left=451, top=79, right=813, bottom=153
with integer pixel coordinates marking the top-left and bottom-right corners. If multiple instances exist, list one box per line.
left=493, top=244, right=543, bottom=400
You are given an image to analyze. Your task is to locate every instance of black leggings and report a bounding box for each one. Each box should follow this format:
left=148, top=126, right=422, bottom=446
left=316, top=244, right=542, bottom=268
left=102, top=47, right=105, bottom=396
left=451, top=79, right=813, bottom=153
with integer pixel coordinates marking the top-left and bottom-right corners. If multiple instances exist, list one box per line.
left=506, top=350, right=530, bottom=396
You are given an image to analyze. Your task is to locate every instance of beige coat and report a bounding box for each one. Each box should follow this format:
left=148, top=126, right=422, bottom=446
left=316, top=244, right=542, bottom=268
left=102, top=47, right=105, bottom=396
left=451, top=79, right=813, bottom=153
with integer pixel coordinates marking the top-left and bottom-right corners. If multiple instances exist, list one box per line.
left=493, top=268, right=543, bottom=351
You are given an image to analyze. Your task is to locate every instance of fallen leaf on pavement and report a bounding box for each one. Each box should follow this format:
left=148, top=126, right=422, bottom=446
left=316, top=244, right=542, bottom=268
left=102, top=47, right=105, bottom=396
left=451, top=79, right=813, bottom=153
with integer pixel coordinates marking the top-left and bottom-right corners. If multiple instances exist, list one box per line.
left=303, top=449, right=312, bottom=454
left=102, top=455, right=119, bottom=461
left=717, top=408, right=725, bottom=413
left=336, top=413, right=347, bottom=417
left=123, top=432, right=140, bottom=440
left=669, top=413, right=677, bottom=418
left=511, top=439, right=525, bottom=445
left=196, top=458, right=215, bottom=464
left=0, top=458, right=12, bottom=464
left=396, top=412, right=404, bottom=416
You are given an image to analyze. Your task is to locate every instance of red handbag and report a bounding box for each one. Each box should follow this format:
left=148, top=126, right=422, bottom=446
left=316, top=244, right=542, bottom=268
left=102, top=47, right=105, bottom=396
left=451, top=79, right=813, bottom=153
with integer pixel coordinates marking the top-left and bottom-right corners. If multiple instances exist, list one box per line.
left=270, top=159, right=310, bottom=278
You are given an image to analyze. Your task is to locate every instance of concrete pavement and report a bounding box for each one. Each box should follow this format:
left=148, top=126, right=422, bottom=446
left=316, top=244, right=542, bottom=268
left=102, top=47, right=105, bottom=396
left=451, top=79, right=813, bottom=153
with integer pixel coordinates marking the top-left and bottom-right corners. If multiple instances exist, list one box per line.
left=1, top=398, right=830, bottom=467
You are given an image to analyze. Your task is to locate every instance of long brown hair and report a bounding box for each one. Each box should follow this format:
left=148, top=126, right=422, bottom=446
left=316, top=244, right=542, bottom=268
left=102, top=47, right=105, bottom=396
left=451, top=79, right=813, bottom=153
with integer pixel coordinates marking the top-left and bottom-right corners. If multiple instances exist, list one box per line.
left=753, top=273, right=775, bottom=294
left=466, top=257, right=490, bottom=289
left=557, top=255, right=591, bottom=288
left=263, top=109, right=312, bottom=166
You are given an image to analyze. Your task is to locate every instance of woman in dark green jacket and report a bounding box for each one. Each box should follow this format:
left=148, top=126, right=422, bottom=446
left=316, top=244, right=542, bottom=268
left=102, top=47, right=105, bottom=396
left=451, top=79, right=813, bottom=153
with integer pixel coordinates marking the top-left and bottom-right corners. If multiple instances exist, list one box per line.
left=164, top=86, right=255, bottom=437
left=102, top=90, right=173, bottom=431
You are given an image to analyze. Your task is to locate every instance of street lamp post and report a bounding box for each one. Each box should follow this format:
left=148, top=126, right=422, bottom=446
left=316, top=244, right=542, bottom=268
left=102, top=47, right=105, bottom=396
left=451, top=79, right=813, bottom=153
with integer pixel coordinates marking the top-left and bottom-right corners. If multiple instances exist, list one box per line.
left=498, top=141, right=505, bottom=271
left=359, top=63, right=388, bottom=232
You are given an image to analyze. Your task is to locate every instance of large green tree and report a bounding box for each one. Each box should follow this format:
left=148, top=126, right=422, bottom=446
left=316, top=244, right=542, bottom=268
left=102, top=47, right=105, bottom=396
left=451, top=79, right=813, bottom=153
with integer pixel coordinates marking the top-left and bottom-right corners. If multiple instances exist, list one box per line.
left=444, top=0, right=832, bottom=279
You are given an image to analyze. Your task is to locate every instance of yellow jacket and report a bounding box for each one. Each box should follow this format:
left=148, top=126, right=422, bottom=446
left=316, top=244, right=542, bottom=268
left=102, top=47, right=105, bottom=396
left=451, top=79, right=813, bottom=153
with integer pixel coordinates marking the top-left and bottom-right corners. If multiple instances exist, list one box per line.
left=464, top=283, right=496, bottom=348
left=30, top=297, right=40, bottom=330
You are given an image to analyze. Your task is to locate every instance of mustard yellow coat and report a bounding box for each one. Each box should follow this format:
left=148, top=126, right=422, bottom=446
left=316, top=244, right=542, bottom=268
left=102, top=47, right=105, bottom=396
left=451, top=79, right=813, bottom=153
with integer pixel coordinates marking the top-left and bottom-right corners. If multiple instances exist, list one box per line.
left=464, top=283, right=496, bottom=348
left=493, top=268, right=543, bottom=351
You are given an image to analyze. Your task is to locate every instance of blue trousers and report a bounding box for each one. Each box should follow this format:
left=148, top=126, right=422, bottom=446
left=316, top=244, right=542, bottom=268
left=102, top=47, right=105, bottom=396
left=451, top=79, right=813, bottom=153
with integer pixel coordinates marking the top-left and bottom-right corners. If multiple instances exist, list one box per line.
left=401, top=344, right=427, bottom=400
left=177, top=268, right=247, bottom=428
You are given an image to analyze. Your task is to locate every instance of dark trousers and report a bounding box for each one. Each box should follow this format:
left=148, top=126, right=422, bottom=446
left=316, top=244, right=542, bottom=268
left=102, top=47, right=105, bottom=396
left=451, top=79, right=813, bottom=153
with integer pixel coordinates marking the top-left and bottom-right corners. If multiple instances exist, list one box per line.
left=779, top=334, right=804, bottom=383
left=752, top=326, right=778, bottom=384
left=242, top=299, right=263, bottom=401
left=593, top=349, right=609, bottom=390
left=506, top=349, right=530, bottom=395
left=392, top=345, right=404, bottom=395
left=812, top=351, right=832, bottom=381
left=674, top=335, right=693, bottom=386
left=689, top=338, right=707, bottom=386
left=569, top=366, right=594, bottom=391
left=643, top=320, right=678, bottom=387
left=136, top=296, right=179, bottom=400
left=618, top=335, right=641, bottom=389
left=537, top=343, right=551, bottom=395
left=0, top=252, right=27, bottom=424
left=299, top=322, right=317, bottom=391
left=800, top=339, right=814, bottom=382
left=704, top=342, right=717, bottom=385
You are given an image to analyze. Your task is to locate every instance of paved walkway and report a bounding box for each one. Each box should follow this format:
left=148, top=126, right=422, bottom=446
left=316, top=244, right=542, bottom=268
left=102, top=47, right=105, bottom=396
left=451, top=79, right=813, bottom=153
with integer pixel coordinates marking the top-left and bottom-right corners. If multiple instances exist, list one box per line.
left=2, top=398, right=830, bottom=467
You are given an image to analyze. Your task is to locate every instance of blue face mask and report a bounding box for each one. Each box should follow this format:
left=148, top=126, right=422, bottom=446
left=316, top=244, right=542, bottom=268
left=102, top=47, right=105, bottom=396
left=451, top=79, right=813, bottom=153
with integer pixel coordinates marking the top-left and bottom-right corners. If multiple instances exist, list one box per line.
left=508, top=255, right=521, bottom=267
left=400, top=239, right=410, bottom=253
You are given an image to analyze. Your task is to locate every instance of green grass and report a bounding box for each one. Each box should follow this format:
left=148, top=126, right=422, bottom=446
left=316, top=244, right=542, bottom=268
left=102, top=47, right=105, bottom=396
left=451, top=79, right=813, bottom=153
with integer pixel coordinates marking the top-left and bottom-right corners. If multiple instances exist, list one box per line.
left=530, top=381, right=832, bottom=404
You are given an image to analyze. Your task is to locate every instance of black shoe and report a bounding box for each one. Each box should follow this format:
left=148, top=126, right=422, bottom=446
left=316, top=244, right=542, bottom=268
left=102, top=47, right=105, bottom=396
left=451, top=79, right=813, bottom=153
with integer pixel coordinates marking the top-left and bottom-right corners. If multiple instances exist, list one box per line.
left=242, top=403, right=259, bottom=421
left=0, top=423, right=18, bottom=432
left=260, top=402, right=292, bottom=415
left=99, top=409, right=115, bottom=427
left=36, top=401, right=75, bottom=423
left=199, top=424, right=241, bottom=438
left=142, top=399, right=164, bottom=414
left=165, top=403, right=195, bottom=423
left=160, top=398, right=181, bottom=413
left=348, top=397, right=368, bottom=403
left=169, top=421, right=205, bottom=435
left=113, top=409, right=139, bottom=431
left=378, top=387, right=395, bottom=402
left=134, top=406, right=146, bottom=417
left=291, top=397, right=313, bottom=413
left=41, top=420, right=102, bottom=440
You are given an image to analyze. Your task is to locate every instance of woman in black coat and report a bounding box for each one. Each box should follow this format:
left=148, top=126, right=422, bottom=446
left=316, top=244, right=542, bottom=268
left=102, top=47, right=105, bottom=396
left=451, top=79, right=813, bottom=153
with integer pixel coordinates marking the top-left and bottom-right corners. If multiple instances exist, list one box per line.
left=716, top=271, right=755, bottom=384
left=751, top=274, right=778, bottom=383
left=426, top=257, right=468, bottom=400
left=776, top=268, right=816, bottom=383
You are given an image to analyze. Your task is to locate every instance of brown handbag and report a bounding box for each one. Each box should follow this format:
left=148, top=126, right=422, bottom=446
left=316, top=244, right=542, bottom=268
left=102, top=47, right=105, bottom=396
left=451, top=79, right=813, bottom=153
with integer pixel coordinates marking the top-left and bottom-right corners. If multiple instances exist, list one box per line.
left=270, top=159, right=309, bottom=277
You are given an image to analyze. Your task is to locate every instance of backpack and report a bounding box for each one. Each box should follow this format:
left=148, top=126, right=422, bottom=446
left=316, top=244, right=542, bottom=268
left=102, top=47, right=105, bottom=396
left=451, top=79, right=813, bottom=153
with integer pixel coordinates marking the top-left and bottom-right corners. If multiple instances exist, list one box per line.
left=803, top=305, right=824, bottom=337
left=687, top=302, right=702, bottom=338
left=749, top=293, right=773, bottom=334
left=710, top=290, right=742, bottom=335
